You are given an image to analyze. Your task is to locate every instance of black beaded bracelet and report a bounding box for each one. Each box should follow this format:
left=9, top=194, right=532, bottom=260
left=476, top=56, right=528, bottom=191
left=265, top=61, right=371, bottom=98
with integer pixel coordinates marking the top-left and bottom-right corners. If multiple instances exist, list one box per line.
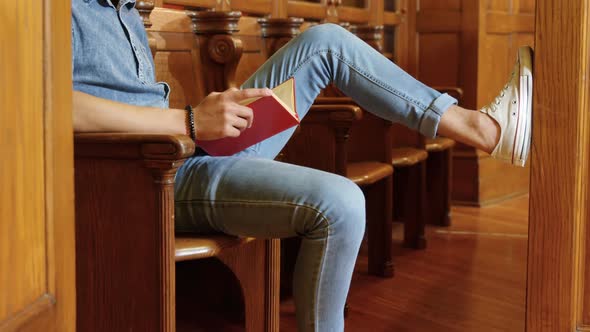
left=185, top=105, right=196, bottom=141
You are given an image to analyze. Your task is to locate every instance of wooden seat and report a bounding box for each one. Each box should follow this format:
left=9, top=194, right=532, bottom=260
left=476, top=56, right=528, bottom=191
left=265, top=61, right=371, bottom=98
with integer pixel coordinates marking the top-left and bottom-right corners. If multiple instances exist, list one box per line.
left=175, top=235, right=256, bottom=261
left=425, top=137, right=455, bottom=152
left=391, top=147, right=428, bottom=167
left=347, top=162, right=394, bottom=186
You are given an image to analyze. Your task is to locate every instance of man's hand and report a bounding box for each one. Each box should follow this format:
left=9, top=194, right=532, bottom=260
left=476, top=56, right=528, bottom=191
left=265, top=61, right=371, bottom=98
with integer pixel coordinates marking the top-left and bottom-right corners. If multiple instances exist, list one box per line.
left=194, top=87, right=273, bottom=141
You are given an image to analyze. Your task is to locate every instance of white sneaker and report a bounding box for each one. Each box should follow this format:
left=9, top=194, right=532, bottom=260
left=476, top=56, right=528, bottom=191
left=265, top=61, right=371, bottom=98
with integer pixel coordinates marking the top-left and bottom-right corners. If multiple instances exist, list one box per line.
left=480, top=46, right=533, bottom=167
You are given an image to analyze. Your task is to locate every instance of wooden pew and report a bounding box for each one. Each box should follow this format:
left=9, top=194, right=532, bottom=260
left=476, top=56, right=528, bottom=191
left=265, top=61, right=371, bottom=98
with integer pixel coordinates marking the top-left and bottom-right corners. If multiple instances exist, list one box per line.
left=74, top=7, right=279, bottom=331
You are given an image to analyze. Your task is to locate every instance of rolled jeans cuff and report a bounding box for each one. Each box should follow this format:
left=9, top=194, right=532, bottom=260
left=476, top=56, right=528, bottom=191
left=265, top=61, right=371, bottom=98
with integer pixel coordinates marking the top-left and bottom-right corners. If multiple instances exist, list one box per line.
left=418, top=93, right=458, bottom=138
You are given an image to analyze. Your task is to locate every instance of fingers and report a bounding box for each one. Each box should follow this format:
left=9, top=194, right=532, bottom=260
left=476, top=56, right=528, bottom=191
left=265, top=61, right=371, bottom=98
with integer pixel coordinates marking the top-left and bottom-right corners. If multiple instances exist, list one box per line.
left=224, top=124, right=242, bottom=138
left=224, top=87, right=272, bottom=101
left=232, top=104, right=254, bottom=128
left=229, top=114, right=249, bottom=132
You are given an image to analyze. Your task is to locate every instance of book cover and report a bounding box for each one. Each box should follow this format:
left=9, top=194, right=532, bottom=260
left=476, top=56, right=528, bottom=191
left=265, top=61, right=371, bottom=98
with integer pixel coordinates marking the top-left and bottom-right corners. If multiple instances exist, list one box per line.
left=195, top=78, right=299, bottom=156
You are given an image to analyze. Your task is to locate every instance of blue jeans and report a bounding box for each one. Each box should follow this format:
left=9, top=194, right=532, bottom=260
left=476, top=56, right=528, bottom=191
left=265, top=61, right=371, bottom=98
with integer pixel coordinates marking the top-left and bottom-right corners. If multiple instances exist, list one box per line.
left=174, top=23, right=457, bottom=331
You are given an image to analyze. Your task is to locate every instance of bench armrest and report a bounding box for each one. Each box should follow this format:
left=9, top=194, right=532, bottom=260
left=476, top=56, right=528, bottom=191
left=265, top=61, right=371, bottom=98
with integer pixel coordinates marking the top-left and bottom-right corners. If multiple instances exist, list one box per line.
left=74, top=132, right=195, bottom=160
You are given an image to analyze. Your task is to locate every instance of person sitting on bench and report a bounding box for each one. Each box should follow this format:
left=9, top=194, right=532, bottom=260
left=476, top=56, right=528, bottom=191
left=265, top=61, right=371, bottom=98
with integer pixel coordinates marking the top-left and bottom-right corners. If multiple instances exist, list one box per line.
left=71, top=0, right=533, bottom=330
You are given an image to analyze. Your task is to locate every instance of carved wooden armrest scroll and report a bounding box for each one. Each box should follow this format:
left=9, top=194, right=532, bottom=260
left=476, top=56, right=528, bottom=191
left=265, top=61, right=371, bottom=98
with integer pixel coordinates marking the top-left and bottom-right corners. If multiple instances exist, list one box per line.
left=187, top=10, right=243, bottom=94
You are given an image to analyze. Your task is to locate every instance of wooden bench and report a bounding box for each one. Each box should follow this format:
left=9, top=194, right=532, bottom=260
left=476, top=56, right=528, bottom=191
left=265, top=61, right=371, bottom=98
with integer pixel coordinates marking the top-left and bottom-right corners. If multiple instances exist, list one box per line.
left=74, top=8, right=280, bottom=332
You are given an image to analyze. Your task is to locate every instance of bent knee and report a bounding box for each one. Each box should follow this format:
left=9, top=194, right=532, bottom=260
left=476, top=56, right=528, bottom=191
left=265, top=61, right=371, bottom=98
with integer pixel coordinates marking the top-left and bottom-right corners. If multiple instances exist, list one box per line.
left=304, top=174, right=366, bottom=238
left=301, top=23, right=350, bottom=44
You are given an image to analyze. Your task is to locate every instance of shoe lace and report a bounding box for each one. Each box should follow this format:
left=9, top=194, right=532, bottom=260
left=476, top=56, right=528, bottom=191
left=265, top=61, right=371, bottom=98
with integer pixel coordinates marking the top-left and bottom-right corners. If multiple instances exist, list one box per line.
left=489, top=67, right=516, bottom=112
left=489, top=84, right=509, bottom=112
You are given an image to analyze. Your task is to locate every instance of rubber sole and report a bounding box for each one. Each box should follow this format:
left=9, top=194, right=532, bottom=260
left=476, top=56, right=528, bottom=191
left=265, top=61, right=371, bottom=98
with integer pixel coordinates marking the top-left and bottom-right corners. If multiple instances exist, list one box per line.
left=513, top=46, right=533, bottom=167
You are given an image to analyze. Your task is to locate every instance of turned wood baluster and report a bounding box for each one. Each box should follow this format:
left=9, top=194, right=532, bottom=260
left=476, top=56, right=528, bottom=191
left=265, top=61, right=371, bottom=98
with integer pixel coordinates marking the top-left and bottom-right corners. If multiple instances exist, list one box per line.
left=188, top=11, right=243, bottom=93
left=144, top=163, right=179, bottom=332
left=136, top=1, right=157, bottom=57
left=350, top=24, right=384, bottom=52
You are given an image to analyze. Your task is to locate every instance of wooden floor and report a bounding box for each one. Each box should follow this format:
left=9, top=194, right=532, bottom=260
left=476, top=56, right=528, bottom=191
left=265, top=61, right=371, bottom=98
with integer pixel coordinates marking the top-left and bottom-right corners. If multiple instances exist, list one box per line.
left=280, top=195, right=529, bottom=332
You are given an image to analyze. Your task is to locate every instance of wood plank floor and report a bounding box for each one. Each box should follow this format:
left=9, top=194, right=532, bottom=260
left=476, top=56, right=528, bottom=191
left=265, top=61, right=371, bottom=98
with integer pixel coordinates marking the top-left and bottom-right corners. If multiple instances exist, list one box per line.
left=280, top=195, right=529, bottom=332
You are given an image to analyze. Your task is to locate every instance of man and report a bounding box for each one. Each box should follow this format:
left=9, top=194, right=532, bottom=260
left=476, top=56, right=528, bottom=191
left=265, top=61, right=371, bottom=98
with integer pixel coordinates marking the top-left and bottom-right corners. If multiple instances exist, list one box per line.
left=72, top=0, right=532, bottom=330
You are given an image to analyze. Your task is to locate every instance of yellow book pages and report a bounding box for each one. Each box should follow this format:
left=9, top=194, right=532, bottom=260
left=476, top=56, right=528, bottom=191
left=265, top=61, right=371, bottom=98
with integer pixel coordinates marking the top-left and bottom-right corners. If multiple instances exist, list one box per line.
left=238, top=78, right=297, bottom=118
left=270, top=78, right=296, bottom=117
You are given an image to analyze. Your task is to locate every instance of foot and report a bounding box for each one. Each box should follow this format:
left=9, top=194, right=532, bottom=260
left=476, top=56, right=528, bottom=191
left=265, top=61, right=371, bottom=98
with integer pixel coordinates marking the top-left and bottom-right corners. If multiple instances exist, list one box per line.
left=480, top=46, right=533, bottom=167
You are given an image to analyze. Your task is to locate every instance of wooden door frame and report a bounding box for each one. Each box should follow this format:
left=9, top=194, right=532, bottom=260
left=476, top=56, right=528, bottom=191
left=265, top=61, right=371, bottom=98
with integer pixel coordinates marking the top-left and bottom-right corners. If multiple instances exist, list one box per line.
left=526, top=0, right=590, bottom=330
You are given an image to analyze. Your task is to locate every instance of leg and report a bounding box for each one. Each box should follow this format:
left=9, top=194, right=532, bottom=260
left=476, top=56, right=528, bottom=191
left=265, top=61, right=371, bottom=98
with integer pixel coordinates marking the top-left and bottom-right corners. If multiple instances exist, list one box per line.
left=239, top=23, right=458, bottom=159
left=238, top=23, right=528, bottom=167
left=438, top=105, right=500, bottom=154
left=175, top=156, right=366, bottom=332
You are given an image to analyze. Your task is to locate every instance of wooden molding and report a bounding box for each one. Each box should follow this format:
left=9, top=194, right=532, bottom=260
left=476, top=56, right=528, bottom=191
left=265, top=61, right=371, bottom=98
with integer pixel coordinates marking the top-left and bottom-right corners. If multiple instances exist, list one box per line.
left=383, top=11, right=403, bottom=26
left=486, top=13, right=535, bottom=34
left=165, top=0, right=217, bottom=8
left=287, top=1, right=325, bottom=21
left=337, top=6, right=370, bottom=23
left=230, top=0, right=272, bottom=15
left=258, top=17, right=304, bottom=56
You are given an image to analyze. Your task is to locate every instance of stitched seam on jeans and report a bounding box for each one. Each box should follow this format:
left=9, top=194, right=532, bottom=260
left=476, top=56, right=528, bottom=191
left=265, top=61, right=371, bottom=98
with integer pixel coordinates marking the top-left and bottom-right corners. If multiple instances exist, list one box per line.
left=175, top=197, right=330, bottom=327
left=313, top=220, right=329, bottom=329
left=175, top=199, right=332, bottom=234
left=288, top=49, right=430, bottom=111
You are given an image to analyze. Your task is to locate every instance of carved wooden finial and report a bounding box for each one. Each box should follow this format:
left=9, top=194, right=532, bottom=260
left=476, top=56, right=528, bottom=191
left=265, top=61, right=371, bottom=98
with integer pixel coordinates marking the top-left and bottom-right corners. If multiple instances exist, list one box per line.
left=350, top=25, right=384, bottom=53
left=187, top=11, right=243, bottom=93
left=257, top=17, right=304, bottom=56
left=188, top=10, right=241, bottom=35
left=136, top=0, right=155, bottom=28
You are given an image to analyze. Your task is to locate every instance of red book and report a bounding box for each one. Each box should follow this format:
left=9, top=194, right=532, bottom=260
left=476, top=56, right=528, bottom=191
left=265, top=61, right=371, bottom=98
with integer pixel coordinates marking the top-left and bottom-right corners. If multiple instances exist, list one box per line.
left=195, top=78, right=299, bottom=156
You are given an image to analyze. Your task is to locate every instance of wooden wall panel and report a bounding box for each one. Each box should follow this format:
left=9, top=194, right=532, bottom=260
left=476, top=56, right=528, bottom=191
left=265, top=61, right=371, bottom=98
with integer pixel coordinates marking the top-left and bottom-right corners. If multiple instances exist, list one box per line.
left=413, top=0, right=535, bottom=205
left=519, top=0, right=535, bottom=13
left=487, top=0, right=510, bottom=12
left=150, top=8, right=205, bottom=105
left=419, top=0, right=460, bottom=11
left=477, top=34, right=511, bottom=108
left=0, top=1, right=47, bottom=322
left=1, top=0, right=75, bottom=330
left=155, top=49, right=201, bottom=108
left=417, top=34, right=460, bottom=87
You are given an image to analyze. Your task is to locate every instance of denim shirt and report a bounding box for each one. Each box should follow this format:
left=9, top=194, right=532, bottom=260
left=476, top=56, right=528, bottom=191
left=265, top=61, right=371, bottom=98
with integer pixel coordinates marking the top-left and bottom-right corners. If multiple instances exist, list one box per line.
left=72, top=0, right=170, bottom=108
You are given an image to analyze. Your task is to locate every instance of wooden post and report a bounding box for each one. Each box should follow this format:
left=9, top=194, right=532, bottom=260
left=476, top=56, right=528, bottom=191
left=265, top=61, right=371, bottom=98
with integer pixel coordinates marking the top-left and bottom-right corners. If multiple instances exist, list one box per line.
left=526, top=0, right=590, bottom=330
